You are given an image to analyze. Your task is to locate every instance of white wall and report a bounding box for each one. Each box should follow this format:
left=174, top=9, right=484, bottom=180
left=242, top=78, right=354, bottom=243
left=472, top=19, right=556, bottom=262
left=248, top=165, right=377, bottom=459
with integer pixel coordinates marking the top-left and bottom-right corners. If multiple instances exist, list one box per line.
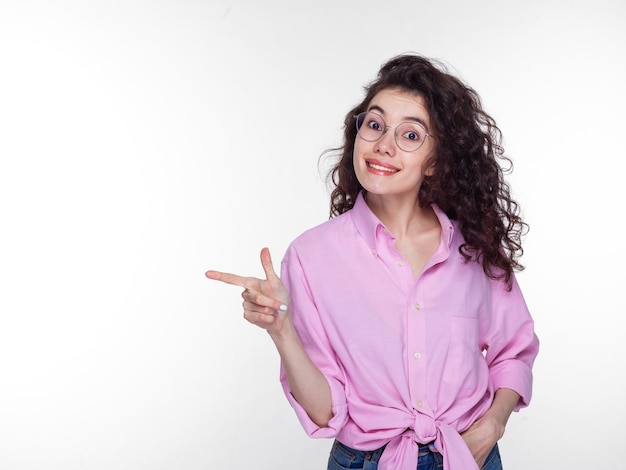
left=1, top=0, right=624, bottom=468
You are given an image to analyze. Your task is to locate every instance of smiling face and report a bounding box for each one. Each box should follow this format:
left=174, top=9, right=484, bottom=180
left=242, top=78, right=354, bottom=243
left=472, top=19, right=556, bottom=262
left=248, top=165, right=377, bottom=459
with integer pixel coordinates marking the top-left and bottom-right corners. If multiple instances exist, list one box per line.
left=353, top=88, right=435, bottom=205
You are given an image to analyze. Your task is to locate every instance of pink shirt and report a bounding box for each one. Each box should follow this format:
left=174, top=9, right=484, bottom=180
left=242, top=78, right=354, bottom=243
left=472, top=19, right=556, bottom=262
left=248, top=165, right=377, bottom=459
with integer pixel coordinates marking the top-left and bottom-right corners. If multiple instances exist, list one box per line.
left=279, top=193, right=539, bottom=470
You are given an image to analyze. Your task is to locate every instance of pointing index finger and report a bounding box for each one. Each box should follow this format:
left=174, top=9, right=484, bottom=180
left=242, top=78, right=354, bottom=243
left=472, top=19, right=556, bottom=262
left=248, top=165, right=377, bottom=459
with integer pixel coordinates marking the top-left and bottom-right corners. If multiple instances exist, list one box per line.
left=205, top=270, right=250, bottom=289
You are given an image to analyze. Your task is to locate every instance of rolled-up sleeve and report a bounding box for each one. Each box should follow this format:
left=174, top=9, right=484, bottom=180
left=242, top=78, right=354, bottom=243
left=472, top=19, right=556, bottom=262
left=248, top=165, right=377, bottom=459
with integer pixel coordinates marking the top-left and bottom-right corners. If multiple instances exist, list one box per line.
left=279, top=245, right=348, bottom=437
left=484, top=274, right=540, bottom=410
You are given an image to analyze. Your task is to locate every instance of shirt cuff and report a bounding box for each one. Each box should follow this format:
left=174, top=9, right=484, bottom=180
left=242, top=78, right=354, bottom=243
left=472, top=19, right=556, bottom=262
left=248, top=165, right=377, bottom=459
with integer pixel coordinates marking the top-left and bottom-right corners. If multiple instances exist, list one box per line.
left=489, top=360, right=534, bottom=411
left=281, top=372, right=348, bottom=438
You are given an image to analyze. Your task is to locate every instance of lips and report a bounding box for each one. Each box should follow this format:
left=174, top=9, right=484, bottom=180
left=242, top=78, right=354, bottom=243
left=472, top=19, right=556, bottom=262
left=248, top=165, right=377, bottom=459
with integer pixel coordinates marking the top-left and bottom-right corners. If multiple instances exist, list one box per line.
left=366, top=159, right=399, bottom=174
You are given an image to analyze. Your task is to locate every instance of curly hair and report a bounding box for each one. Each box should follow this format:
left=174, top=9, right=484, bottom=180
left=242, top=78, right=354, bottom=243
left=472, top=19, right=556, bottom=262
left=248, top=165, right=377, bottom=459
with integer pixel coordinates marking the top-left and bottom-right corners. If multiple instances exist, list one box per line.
left=326, top=53, right=528, bottom=289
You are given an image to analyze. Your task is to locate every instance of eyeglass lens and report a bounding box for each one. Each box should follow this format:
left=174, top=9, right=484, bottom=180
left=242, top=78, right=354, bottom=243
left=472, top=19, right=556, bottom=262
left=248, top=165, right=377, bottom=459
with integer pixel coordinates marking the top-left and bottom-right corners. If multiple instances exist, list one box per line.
left=355, top=111, right=428, bottom=151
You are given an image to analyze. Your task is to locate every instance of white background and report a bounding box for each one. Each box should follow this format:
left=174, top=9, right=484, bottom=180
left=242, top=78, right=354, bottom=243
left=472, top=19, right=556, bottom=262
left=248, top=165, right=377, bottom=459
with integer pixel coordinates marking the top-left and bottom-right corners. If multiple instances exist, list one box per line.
left=1, top=1, right=625, bottom=468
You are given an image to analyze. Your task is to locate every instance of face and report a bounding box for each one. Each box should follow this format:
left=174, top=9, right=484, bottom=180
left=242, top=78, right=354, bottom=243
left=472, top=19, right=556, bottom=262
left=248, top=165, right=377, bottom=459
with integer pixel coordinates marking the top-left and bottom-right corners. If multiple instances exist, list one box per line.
left=353, top=88, right=435, bottom=203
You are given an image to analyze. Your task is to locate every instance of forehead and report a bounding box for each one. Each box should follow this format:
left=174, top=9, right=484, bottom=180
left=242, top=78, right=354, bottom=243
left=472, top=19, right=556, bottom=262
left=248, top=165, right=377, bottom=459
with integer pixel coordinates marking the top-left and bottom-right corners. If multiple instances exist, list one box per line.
left=368, top=88, right=431, bottom=124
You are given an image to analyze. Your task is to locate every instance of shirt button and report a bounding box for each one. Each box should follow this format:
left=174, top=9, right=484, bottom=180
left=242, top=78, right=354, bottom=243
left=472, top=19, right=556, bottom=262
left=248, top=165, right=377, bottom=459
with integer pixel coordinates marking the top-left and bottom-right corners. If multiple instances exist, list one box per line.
left=397, top=260, right=404, bottom=267
left=371, top=248, right=377, bottom=255
left=417, top=400, right=423, bottom=408
left=414, top=303, right=421, bottom=311
left=413, top=352, right=421, bottom=360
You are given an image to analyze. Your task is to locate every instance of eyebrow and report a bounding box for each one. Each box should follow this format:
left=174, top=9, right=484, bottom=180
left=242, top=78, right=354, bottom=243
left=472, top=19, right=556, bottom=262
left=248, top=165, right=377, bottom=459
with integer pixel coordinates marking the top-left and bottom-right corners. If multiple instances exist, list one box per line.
left=367, top=104, right=430, bottom=130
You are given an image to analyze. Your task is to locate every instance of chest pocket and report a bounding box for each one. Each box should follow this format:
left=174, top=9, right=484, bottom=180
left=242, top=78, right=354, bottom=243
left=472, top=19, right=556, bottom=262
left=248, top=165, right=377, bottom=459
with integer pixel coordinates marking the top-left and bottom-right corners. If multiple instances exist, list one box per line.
left=442, top=316, right=481, bottom=391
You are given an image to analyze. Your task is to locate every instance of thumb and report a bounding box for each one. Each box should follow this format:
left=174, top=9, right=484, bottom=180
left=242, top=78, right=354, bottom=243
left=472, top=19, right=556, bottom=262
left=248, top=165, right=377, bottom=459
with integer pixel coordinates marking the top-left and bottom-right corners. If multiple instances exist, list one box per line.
left=260, top=247, right=279, bottom=281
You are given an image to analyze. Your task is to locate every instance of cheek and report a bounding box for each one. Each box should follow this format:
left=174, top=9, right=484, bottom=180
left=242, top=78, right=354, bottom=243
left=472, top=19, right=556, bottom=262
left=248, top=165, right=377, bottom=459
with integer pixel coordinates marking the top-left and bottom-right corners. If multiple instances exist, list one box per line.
left=351, top=148, right=370, bottom=188
left=353, top=138, right=374, bottom=165
left=352, top=142, right=365, bottom=168
left=352, top=150, right=364, bottom=179
left=353, top=138, right=365, bottom=157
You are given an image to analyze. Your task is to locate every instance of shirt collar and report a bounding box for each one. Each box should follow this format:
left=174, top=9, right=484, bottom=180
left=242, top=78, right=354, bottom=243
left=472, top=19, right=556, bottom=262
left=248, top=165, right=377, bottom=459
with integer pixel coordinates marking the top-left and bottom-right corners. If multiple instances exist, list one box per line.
left=350, top=191, right=455, bottom=251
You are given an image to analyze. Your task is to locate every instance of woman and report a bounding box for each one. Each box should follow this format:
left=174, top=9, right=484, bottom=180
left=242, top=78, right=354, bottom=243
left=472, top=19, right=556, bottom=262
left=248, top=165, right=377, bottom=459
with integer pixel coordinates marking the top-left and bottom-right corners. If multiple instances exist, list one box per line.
left=206, top=54, right=539, bottom=470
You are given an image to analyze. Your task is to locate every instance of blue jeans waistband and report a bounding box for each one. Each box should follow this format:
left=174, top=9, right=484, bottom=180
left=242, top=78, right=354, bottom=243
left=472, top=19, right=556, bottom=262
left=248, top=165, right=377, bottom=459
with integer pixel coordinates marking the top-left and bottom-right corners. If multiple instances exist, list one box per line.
left=330, top=439, right=435, bottom=466
left=328, top=439, right=501, bottom=470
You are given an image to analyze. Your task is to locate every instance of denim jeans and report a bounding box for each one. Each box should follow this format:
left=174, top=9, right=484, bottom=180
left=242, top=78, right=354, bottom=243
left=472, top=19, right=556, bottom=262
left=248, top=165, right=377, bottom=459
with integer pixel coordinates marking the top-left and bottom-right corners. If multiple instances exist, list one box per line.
left=327, top=440, right=502, bottom=470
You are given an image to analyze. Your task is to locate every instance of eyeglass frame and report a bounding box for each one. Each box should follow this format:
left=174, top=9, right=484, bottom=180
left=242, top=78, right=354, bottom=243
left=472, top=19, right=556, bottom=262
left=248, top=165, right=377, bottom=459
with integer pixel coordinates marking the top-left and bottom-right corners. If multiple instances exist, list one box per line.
left=353, top=111, right=434, bottom=152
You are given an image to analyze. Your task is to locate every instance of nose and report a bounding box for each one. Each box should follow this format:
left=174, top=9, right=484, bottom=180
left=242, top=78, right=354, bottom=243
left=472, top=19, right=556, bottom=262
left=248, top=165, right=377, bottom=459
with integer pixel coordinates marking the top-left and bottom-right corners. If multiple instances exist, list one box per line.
left=374, top=128, right=397, bottom=155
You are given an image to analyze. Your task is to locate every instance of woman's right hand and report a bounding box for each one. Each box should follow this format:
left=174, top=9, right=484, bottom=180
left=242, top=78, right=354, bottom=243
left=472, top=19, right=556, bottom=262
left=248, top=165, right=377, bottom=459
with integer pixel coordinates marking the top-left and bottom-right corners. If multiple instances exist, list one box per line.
left=205, top=247, right=291, bottom=334
left=207, top=247, right=333, bottom=427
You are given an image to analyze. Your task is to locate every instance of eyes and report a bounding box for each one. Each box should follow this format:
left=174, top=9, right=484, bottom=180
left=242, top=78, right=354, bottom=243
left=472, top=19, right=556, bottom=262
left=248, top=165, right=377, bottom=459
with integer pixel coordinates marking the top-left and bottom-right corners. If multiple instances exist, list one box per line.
left=357, top=111, right=429, bottom=151
left=403, top=130, right=421, bottom=142
left=366, top=118, right=383, bottom=132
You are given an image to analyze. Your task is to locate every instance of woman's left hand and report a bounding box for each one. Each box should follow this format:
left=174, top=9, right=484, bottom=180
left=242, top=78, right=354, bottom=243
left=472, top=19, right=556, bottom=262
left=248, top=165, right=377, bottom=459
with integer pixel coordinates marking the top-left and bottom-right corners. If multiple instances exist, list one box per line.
left=460, top=388, right=520, bottom=468
left=460, top=412, right=503, bottom=468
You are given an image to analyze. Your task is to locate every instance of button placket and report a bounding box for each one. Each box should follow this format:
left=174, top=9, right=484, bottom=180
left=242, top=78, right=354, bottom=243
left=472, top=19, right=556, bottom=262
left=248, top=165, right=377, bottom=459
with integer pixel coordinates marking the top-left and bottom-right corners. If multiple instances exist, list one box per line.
left=407, top=280, right=427, bottom=417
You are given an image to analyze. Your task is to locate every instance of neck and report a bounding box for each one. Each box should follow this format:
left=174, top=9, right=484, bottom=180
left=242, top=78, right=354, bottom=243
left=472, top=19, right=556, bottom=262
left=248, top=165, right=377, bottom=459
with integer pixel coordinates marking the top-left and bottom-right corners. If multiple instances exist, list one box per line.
left=364, top=192, right=436, bottom=240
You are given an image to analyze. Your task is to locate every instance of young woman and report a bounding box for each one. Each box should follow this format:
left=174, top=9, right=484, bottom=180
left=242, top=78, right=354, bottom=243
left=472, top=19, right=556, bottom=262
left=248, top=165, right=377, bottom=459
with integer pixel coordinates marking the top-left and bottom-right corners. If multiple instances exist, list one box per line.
left=206, top=54, right=539, bottom=470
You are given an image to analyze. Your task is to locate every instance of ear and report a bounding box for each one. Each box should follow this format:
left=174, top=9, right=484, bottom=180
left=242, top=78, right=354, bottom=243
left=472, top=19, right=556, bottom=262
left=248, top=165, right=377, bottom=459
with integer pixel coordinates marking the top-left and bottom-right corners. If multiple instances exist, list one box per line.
left=423, top=157, right=436, bottom=177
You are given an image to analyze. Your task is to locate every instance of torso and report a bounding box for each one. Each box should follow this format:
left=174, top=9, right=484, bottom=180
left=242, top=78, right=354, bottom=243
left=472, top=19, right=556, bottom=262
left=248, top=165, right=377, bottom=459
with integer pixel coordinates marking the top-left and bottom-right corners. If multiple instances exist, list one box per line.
left=394, top=223, right=441, bottom=279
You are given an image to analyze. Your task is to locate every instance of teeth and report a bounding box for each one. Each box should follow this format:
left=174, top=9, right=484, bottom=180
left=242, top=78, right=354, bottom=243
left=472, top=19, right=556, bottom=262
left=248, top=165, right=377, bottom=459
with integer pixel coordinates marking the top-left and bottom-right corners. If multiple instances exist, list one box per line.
left=368, top=162, right=397, bottom=173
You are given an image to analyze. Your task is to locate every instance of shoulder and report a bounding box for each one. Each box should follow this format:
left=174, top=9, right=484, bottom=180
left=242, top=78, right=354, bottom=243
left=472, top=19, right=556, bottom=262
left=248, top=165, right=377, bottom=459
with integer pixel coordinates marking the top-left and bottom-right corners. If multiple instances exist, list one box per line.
left=279, top=212, right=356, bottom=285
left=285, top=211, right=359, bottom=260
left=289, top=211, right=356, bottom=251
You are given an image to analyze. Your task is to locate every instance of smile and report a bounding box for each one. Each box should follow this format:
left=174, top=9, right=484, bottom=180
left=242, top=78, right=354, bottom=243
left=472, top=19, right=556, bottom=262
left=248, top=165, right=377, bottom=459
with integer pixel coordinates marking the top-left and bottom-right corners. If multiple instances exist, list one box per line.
left=366, top=161, right=399, bottom=174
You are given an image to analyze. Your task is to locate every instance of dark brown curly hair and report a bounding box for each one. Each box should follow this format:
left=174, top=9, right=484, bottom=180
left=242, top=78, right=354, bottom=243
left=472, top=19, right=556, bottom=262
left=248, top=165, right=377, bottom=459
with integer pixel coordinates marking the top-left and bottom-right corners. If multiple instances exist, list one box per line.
left=326, top=53, right=528, bottom=289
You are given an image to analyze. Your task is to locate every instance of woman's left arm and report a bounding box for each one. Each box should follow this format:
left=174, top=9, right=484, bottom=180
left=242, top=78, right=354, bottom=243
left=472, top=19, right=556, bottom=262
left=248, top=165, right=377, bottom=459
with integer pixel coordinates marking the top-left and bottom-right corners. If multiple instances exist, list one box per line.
left=463, top=273, right=539, bottom=467
left=461, top=387, right=520, bottom=468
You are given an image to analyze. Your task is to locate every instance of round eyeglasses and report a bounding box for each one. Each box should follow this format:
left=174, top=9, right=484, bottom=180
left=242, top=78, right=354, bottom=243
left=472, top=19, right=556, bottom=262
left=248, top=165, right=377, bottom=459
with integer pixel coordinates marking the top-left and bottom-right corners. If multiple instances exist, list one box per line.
left=354, top=111, right=433, bottom=152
